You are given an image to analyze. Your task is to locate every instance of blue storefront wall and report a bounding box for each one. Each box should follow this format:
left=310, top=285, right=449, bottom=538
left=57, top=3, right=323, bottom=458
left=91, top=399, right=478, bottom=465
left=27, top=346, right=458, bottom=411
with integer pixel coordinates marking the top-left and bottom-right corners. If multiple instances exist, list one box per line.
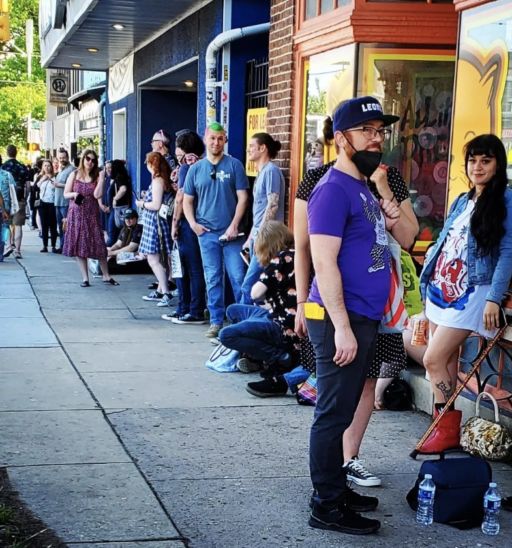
left=139, top=90, right=197, bottom=191
left=227, top=1, right=270, bottom=162
left=105, top=0, right=270, bottom=193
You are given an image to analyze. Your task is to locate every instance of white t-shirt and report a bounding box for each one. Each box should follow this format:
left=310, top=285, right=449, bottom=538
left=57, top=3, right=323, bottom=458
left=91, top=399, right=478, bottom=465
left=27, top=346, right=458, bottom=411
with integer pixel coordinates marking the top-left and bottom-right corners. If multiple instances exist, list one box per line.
left=426, top=200, right=496, bottom=337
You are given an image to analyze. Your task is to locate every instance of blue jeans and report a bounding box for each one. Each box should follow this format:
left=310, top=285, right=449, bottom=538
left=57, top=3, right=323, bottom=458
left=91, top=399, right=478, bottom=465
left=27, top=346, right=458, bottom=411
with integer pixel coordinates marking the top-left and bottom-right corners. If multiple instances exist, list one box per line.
left=55, top=205, right=68, bottom=248
left=0, top=215, right=4, bottom=260
left=219, top=303, right=286, bottom=364
left=240, top=243, right=263, bottom=304
left=175, top=219, right=206, bottom=317
left=307, top=312, right=379, bottom=507
left=197, top=231, right=247, bottom=325
left=107, top=209, right=121, bottom=247
left=283, top=366, right=310, bottom=392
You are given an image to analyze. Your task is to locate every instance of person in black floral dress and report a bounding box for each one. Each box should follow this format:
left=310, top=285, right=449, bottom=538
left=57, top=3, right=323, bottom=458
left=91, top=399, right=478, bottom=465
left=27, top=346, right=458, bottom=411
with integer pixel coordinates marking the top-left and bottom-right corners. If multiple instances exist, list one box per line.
left=219, top=221, right=312, bottom=395
left=294, top=119, right=419, bottom=487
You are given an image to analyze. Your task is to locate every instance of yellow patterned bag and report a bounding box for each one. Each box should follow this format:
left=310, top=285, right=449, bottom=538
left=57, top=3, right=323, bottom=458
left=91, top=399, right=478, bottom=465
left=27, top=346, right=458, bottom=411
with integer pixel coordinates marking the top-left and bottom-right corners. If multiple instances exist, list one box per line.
left=461, top=392, right=512, bottom=461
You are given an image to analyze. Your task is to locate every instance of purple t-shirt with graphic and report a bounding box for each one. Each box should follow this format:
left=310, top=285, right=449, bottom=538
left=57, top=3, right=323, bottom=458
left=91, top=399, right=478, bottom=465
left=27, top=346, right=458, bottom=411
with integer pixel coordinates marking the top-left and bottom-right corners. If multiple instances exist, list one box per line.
left=307, top=167, right=391, bottom=321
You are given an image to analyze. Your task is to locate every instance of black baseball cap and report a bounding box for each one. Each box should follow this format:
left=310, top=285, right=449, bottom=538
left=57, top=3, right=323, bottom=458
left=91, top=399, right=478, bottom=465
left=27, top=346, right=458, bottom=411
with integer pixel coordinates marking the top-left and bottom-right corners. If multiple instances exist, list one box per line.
left=124, top=208, right=138, bottom=219
left=333, top=96, right=399, bottom=132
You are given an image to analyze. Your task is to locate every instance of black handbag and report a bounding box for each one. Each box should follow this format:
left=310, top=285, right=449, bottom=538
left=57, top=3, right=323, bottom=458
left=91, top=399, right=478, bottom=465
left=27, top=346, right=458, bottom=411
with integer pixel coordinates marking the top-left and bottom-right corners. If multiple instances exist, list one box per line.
left=406, top=456, right=491, bottom=529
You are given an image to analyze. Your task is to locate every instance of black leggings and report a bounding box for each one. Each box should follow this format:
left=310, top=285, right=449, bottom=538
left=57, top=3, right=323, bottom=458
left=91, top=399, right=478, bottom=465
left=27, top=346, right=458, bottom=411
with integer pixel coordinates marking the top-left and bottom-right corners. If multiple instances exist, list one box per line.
left=39, top=201, right=58, bottom=248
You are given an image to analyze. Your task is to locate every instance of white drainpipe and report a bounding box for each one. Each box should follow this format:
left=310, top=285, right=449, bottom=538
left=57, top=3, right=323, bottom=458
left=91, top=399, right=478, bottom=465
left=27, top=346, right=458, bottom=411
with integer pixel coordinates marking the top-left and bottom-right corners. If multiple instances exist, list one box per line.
left=205, top=22, right=270, bottom=126
left=98, top=94, right=106, bottom=166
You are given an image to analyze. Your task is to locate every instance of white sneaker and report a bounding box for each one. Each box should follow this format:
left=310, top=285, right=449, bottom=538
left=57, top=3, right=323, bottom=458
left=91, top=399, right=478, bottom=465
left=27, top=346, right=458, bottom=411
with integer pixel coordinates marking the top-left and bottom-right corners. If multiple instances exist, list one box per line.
left=142, top=290, right=163, bottom=301
left=344, top=458, right=381, bottom=487
left=156, top=293, right=173, bottom=307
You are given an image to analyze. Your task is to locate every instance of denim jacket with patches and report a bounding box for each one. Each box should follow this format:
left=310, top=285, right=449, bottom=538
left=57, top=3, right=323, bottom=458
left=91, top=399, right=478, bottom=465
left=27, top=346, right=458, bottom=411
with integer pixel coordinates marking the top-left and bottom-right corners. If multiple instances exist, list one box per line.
left=420, top=187, right=512, bottom=305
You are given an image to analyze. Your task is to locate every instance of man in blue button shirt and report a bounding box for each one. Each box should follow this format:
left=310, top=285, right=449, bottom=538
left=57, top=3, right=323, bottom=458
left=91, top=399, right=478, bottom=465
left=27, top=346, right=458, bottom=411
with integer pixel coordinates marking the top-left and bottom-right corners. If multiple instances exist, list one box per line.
left=183, top=122, right=249, bottom=338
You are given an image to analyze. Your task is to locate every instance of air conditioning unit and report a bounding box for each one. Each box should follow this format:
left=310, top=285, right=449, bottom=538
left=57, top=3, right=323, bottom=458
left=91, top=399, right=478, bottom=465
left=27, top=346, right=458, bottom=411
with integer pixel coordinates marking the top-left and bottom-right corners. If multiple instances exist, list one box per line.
left=53, top=0, right=67, bottom=29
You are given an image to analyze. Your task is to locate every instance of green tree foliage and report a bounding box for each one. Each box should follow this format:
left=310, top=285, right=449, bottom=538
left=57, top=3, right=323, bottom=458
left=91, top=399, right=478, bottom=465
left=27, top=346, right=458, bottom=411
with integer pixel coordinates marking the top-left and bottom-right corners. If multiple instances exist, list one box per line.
left=0, top=82, right=45, bottom=146
left=0, top=0, right=45, bottom=151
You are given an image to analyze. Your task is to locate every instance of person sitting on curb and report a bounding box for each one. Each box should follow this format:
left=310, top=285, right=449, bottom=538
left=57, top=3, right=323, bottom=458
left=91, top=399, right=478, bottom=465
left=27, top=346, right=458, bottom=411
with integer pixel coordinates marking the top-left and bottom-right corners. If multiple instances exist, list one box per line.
left=218, top=221, right=300, bottom=392
left=107, top=208, right=143, bottom=262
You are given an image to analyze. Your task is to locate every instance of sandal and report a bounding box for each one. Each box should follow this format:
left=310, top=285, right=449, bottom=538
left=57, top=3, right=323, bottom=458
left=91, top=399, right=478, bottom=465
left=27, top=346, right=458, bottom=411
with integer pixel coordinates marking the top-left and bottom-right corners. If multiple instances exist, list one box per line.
left=103, top=278, right=120, bottom=286
left=80, top=281, right=90, bottom=287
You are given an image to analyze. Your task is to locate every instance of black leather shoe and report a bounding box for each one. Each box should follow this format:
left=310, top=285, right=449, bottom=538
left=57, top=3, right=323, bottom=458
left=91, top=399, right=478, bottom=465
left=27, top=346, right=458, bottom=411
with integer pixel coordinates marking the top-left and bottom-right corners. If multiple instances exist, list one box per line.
left=80, top=281, right=90, bottom=287
left=345, top=486, right=378, bottom=512
left=309, top=487, right=378, bottom=513
left=309, top=504, right=380, bottom=535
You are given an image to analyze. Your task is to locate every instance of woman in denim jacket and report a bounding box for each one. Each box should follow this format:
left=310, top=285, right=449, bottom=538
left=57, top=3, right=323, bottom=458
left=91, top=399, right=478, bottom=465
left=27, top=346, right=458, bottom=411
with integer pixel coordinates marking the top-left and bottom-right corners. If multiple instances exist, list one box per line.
left=417, top=134, right=512, bottom=454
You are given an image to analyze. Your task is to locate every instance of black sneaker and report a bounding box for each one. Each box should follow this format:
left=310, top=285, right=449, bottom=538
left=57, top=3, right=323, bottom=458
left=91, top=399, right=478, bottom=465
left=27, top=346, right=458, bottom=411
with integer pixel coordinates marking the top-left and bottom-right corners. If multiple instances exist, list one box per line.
left=171, top=314, right=207, bottom=325
left=345, top=486, right=378, bottom=512
left=309, top=487, right=378, bottom=513
left=309, top=504, right=380, bottom=535
left=246, top=376, right=287, bottom=397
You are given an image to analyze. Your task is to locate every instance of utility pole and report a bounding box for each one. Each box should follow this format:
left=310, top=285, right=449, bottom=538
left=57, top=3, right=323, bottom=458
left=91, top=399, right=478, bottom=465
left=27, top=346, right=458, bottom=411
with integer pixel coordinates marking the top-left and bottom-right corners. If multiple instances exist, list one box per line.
left=26, top=18, right=33, bottom=78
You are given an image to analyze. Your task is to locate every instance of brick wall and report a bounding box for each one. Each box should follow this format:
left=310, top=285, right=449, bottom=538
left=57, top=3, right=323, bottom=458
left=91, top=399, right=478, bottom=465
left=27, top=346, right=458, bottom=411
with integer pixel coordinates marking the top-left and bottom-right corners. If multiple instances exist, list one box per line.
left=267, top=0, right=295, bottom=188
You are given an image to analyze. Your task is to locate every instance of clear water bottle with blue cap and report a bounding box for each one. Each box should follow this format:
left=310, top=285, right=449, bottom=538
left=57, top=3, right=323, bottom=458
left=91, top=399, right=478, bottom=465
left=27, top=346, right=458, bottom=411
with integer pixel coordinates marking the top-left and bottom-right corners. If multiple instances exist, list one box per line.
left=482, top=482, right=501, bottom=536
left=416, top=473, right=435, bottom=525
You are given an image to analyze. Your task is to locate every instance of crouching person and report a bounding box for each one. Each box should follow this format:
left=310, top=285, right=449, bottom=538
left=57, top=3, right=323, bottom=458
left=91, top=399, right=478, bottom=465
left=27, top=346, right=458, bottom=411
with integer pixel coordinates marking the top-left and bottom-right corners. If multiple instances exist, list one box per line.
left=219, top=221, right=300, bottom=394
left=104, top=207, right=152, bottom=275
left=107, top=208, right=142, bottom=261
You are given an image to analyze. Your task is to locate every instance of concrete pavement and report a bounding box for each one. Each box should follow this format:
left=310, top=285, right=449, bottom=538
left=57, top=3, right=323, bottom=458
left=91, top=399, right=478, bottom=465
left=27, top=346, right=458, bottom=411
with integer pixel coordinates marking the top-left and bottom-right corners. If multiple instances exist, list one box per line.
left=0, top=228, right=509, bottom=547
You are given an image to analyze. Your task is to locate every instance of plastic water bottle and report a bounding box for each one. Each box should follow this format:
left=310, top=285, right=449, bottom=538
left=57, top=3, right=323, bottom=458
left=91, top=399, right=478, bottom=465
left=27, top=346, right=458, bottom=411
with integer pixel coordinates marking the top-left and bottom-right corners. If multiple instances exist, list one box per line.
left=482, top=482, right=501, bottom=536
left=416, top=473, right=435, bottom=525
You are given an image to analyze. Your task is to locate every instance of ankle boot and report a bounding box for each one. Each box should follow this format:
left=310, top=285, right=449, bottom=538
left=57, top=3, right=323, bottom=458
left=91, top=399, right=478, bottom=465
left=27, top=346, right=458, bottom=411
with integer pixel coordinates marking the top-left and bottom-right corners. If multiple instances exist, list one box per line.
left=418, top=408, right=462, bottom=454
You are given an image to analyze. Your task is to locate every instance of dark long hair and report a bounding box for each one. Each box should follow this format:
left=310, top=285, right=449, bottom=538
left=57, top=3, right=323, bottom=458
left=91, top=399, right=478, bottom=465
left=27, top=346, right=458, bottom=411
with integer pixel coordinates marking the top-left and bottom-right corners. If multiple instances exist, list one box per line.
left=252, top=132, right=282, bottom=159
left=110, top=159, right=130, bottom=187
left=464, top=134, right=508, bottom=255
left=176, top=130, right=205, bottom=157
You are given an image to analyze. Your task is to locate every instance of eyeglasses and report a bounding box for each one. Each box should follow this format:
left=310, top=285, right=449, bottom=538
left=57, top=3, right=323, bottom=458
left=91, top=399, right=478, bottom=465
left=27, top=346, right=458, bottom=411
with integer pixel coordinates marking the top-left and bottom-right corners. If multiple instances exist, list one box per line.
left=84, top=156, right=97, bottom=163
left=345, top=126, right=392, bottom=140
left=210, top=166, right=216, bottom=181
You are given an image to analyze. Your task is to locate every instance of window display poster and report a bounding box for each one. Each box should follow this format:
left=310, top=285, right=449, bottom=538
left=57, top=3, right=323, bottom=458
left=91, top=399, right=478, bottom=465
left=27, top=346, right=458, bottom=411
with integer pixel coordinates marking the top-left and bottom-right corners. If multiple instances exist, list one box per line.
left=360, top=48, right=455, bottom=245
left=449, top=0, right=512, bottom=205
left=301, top=44, right=356, bottom=178
left=246, top=107, right=267, bottom=176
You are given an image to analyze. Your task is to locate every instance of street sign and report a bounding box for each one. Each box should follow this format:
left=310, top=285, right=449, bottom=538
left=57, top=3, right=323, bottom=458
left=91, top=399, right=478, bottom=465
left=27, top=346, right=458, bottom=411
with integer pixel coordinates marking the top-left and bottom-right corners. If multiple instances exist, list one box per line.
left=49, top=71, right=70, bottom=105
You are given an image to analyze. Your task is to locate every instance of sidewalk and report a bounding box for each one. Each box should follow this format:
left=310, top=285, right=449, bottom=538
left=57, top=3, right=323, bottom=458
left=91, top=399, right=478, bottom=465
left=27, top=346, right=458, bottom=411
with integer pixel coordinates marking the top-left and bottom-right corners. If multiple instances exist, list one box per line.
left=0, top=228, right=509, bottom=547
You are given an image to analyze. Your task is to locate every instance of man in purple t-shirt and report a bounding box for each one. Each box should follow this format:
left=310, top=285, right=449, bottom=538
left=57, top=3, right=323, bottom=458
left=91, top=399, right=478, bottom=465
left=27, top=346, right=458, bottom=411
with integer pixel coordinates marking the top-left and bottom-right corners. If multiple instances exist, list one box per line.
left=306, top=96, right=401, bottom=535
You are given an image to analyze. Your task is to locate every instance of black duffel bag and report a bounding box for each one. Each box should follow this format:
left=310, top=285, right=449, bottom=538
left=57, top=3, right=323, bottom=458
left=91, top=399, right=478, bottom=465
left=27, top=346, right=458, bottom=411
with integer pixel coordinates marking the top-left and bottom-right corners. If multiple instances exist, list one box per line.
left=406, top=456, right=491, bottom=529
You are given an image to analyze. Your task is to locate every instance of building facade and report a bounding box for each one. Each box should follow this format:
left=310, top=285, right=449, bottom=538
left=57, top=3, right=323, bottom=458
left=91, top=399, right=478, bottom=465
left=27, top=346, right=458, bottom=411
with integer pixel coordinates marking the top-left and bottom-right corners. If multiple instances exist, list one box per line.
left=40, top=0, right=271, bottom=191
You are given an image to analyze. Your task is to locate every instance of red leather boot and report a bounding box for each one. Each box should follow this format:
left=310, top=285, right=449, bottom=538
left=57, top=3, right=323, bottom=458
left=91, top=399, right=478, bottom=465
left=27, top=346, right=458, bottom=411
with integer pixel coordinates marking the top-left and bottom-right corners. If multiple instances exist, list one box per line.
left=418, top=408, right=462, bottom=454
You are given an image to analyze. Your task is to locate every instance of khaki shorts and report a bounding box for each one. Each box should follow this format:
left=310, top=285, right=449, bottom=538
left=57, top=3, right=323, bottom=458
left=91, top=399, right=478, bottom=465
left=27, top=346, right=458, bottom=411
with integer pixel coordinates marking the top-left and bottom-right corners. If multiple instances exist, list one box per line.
left=12, top=201, right=26, bottom=226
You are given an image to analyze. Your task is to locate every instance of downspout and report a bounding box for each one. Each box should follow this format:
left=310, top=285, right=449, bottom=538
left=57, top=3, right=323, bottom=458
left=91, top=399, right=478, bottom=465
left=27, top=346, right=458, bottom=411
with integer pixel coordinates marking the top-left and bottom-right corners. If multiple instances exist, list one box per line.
left=98, top=93, right=106, bottom=166
left=205, top=22, right=270, bottom=126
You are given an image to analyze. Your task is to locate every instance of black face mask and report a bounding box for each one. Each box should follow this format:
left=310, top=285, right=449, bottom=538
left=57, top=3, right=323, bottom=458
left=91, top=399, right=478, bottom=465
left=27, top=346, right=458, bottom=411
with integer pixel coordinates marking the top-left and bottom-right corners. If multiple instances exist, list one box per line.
left=351, top=150, right=383, bottom=178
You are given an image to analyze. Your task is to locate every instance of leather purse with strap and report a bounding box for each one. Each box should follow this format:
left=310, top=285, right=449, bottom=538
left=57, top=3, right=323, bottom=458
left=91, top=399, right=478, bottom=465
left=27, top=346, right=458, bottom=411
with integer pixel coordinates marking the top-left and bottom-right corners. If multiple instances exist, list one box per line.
left=460, top=392, right=512, bottom=461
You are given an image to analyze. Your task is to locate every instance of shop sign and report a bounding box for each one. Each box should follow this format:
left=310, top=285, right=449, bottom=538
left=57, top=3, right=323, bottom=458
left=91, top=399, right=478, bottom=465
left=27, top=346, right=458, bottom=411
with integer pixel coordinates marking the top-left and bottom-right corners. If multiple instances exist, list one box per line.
left=246, top=107, right=267, bottom=176
left=109, top=54, right=134, bottom=104
left=49, top=71, right=70, bottom=105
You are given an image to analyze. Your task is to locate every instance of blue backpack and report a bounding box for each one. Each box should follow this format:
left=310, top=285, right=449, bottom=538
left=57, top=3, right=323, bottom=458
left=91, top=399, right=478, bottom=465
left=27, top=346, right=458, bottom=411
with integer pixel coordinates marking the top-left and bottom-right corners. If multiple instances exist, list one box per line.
left=407, top=456, right=491, bottom=529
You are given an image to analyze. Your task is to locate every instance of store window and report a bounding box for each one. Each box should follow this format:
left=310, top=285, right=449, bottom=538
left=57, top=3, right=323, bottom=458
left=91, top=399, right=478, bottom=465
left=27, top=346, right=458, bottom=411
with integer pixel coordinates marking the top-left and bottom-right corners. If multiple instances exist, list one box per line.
left=301, top=44, right=356, bottom=176
left=304, top=0, right=350, bottom=19
left=449, top=0, right=512, bottom=204
left=359, top=46, right=455, bottom=245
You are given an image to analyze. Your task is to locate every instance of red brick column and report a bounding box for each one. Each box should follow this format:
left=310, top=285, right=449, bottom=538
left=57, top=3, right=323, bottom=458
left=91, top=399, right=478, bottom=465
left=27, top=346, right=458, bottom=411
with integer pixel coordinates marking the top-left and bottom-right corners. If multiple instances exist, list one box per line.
left=267, top=0, right=295, bottom=186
